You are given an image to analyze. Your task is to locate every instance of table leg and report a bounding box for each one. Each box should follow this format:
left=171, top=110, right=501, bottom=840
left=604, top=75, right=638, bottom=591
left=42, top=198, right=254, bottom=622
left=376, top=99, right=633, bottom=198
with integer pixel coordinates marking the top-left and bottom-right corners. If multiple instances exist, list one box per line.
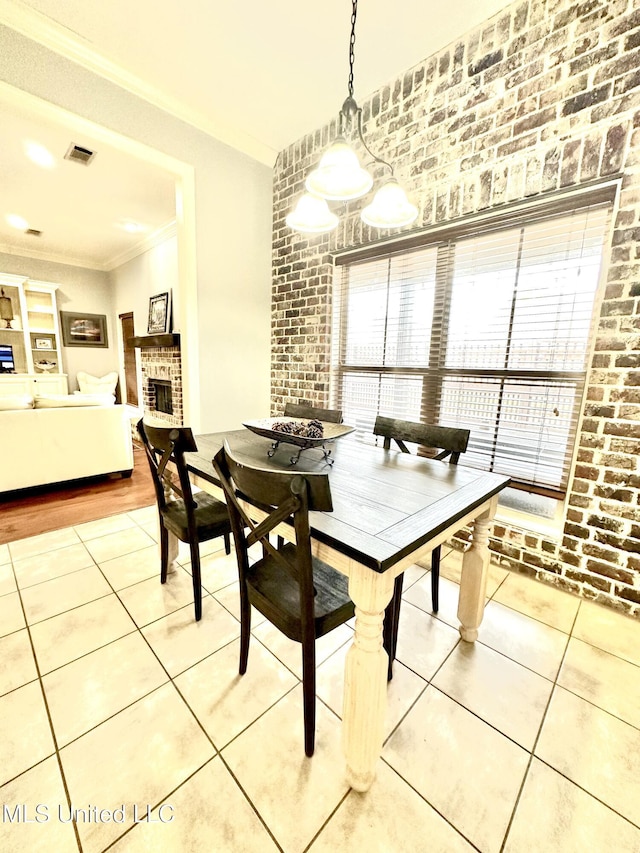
left=457, top=497, right=497, bottom=642
left=342, top=563, right=394, bottom=792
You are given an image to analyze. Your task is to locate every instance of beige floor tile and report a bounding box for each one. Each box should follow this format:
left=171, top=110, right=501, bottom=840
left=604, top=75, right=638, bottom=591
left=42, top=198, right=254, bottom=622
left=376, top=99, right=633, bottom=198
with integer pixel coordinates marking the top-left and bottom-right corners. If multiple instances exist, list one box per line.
left=493, top=571, right=579, bottom=632
left=0, top=592, right=25, bottom=637
left=0, top=542, right=10, bottom=565
left=212, top=580, right=266, bottom=628
left=142, top=598, right=240, bottom=677
left=400, top=561, right=428, bottom=592
left=13, top=542, right=95, bottom=589
left=223, top=684, right=349, bottom=853
left=316, top=641, right=428, bottom=739
left=20, top=566, right=112, bottom=625
left=84, top=526, right=156, bottom=564
left=117, top=566, right=196, bottom=627
left=433, top=642, right=553, bottom=749
left=0, top=681, right=55, bottom=786
left=0, top=561, right=16, bottom=596
left=573, top=600, right=640, bottom=666
left=558, top=637, right=640, bottom=729
left=138, top=521, right=159, bottom=542
left=126, top=504, right=157, bottom=526
left=404, top=573, right=471, bottom=630
left=43, top=632, right=169, bottom=746
left=175, top=637, right=298, bottom=748
left=60, top=682, right=215, bottom=853
left=110, top=756, right=279, bottom=852
left=30, top=594, right=137, bottom=674
left=394, top=600, right=460, bottom=680
left=186, top=548, right=239, bottom=593
left=536, top=686, right=640, bottom=827
left=478, top=598, right=569, bottom=680
left=505, top=758, right=640, bottom=853
left=176, top=535, right=227, bottom=565
left=74, top=512, right=137, bottom=541
left=252, top=620, right=353, bottom=679
left=0, top=629, right=37, bottom=696
left=439, top=548, right=509, bottom=597
left=311, top=759, right=474, bottom=853
left=8, top=527, right=80, bottom=562
left=99, top=545, right=163, bottom=590
left=384, top=686, right=529, bottom=853
left=0, top=756, right=78, bottom=853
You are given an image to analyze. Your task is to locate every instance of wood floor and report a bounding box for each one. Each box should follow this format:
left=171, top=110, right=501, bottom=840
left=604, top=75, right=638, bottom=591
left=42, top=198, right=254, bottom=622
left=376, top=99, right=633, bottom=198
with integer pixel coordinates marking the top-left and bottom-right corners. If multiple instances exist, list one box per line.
left=0, top=445, right=156, bottom=545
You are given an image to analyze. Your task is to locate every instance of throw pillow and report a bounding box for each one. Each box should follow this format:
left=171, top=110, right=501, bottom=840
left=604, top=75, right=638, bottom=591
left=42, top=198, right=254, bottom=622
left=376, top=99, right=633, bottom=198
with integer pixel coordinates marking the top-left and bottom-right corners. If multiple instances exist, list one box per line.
left=0, top=394, right=35, bottom=411
left=76, top=371, right=118, bottom=396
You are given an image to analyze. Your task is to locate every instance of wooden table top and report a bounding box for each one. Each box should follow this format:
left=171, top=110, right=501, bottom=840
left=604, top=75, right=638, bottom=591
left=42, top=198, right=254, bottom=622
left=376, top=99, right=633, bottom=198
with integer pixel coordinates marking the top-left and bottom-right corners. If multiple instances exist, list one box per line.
left=187, top=429, right=510, bottom=574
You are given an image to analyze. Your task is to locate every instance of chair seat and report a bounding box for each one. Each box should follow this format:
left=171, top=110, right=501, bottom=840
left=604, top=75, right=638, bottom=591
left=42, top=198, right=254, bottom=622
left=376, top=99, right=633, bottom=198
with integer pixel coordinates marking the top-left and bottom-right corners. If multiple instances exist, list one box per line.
left=247, top=542, right=354, bottom=642
left=161, top=491, right=231, bottom=543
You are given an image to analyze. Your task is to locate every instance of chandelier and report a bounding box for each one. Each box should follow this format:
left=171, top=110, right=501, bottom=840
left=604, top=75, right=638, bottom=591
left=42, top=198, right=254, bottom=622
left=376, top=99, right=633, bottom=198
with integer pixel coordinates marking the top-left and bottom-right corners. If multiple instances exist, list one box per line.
left=286, top=0, right=418, bottom=234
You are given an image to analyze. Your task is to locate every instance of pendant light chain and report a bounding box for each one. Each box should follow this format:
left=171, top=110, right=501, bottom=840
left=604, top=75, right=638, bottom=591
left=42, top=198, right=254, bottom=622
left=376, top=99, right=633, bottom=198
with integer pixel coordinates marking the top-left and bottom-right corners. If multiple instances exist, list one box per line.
left=347, top=0, right=357, bottom=99
left=286, top=0, right=419, bottom=232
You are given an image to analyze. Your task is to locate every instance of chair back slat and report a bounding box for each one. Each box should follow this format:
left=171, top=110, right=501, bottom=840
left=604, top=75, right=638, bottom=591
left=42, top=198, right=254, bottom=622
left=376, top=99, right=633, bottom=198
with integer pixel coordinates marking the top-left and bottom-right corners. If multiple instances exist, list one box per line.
left=373, top=415, right=470, bottom=462
left=212, top=443, right=331, bottom=599
left=137, top=420, right=198, bottom=513
left=284, top=402, right=343, bottom=424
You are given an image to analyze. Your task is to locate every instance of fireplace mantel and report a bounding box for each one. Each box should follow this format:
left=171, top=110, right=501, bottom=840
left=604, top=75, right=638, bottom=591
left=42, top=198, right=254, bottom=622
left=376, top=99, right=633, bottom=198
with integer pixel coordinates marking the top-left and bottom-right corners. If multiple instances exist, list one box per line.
left=128, top=334, right=180, bottom=348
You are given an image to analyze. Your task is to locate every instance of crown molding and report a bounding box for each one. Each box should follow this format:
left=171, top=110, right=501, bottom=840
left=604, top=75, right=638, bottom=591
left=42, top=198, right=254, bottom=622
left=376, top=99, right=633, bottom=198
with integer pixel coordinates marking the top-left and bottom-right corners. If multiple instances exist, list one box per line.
left=0, top=0, right=277, bottom=167
left=0, top=241, right=108, bottom=270
left=0, top=220, right=177, bottom=272
left=104, top=220, right=177, bottom=271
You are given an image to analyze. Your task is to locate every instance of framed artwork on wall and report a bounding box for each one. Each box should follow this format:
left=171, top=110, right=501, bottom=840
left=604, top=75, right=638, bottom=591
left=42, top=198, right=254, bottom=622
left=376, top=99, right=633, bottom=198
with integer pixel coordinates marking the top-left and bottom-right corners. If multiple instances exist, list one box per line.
left=60, top=312, right=108, bottom=347
left=147, top=292, right=171, bottom=334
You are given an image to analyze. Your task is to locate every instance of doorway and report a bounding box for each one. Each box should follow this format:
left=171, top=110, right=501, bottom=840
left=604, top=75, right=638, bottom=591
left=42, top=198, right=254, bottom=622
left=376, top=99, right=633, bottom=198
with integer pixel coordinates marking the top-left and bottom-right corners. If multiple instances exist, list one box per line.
left=120, top=312, right=138, bottom=406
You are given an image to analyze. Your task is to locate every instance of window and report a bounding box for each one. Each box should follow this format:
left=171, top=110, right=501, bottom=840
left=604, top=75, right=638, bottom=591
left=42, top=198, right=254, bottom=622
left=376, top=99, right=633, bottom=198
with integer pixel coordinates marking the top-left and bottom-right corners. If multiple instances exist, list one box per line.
left=331, top=195, right=612, bottom=497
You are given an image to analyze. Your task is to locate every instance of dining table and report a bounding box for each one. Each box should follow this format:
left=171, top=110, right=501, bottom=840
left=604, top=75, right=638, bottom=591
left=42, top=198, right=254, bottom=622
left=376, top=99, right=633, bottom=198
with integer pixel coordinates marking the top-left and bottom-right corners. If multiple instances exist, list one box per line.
left=183, top=426, right=510, bottom=792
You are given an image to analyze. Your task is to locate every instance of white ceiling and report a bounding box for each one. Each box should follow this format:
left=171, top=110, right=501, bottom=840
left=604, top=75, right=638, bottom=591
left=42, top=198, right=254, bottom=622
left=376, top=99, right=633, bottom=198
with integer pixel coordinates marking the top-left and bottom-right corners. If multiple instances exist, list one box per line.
left=0, top=0, right=512, bottom=269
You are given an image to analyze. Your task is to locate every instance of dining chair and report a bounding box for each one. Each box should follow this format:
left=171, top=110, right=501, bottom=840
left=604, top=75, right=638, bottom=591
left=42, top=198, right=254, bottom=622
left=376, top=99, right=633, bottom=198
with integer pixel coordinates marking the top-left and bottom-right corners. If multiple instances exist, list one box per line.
left=374, top=415, right=470, bottom=679
left=212, top=441, right=354, bottom=756
left=137, top=419, right=231, bottom=621
left=283, top=401, right=343, bottom=423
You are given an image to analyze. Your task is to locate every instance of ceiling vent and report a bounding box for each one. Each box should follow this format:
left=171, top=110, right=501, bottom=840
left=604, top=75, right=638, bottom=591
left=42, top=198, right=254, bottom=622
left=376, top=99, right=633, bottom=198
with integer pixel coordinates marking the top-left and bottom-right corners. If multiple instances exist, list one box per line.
left=64, top=143, right=96, bottom=166
left=25, top=229, right=42, bottom=237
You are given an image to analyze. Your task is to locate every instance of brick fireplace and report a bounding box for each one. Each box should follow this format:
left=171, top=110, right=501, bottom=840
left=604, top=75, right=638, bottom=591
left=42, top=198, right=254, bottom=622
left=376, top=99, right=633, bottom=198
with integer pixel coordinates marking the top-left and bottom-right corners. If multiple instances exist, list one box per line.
left=132, top=334, right=183, bottom=427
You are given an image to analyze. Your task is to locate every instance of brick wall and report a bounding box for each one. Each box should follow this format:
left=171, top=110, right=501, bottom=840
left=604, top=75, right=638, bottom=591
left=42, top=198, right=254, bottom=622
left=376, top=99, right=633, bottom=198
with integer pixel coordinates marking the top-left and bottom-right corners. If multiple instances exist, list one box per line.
left=272, top=0, right=640, bottom=617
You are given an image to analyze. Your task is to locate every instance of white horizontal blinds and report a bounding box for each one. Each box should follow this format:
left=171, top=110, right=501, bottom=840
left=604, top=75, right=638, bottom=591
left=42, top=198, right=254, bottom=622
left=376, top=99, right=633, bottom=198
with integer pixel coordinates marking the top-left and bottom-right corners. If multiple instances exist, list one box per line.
left=437, top=204, right=609, bottom=492
left=334, top=246, right=438, bottom=437
left=332, top=196, right=611, bottom=492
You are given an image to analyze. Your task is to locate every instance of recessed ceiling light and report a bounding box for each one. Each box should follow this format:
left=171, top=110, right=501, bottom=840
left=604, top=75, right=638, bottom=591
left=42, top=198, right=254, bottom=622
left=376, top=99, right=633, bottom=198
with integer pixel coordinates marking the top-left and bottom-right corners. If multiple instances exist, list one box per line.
left=6, top=214, right=28, bottom=230
left=118, top=220, right=148, bottom=234
left=24, top=141, right=55, bottom=169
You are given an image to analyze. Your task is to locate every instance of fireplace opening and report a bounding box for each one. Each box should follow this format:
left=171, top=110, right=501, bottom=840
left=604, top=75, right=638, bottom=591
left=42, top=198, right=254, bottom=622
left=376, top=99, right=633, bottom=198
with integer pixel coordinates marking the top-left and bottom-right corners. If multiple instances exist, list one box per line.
left=149, top=378, right=173, bottom=415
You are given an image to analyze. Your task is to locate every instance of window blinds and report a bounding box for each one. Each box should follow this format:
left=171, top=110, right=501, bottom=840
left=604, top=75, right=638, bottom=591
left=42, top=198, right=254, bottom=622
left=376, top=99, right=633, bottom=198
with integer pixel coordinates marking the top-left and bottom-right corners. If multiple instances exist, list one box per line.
left=331, top=197, right=611, bottom=495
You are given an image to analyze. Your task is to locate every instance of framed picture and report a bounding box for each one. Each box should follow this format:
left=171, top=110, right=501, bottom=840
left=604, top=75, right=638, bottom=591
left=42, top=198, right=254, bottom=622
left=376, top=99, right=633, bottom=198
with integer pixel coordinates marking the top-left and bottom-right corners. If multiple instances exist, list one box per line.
left=34, top=337, right=53, bottom=350
left=147, top=292, right=171, bottom=334
left=60, top=312, right=108, bottom=348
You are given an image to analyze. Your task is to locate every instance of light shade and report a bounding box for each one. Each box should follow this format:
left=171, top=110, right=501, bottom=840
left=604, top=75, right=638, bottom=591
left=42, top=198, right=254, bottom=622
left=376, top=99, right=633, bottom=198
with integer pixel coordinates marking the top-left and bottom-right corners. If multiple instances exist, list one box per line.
left=285, top=193, right=339, bottom=234
left=305, top=137, right=373, bottom=201
left=360, top=178, right=419, bottom=228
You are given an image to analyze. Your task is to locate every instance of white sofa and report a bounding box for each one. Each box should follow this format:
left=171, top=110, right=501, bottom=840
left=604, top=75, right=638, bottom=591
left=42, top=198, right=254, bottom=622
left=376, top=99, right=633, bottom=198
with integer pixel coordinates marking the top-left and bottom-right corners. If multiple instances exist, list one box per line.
left=1, top=402, right=134, bottom=493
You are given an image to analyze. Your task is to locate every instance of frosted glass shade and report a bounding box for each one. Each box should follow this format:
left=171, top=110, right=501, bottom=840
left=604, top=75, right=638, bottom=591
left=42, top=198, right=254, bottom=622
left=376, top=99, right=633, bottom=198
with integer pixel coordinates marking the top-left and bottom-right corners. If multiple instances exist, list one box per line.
left=361, top=178, right=418, bottom=228
left=305, top=137, right=373, bottom=201
left=285, top=193, right=339, bottom=233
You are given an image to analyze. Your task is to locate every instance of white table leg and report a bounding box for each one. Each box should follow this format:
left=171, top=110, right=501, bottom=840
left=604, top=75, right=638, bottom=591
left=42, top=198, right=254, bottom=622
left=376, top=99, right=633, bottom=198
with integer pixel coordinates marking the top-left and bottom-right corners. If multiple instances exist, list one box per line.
left=458, top=496, right=497, bottom=642
left=342, top=563, right=394, bottom=792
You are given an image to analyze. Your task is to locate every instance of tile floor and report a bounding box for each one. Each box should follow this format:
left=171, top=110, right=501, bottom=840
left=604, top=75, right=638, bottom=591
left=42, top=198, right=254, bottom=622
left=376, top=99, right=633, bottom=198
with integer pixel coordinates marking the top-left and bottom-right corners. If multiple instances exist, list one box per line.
left=1, top=504, right=640, bottom=852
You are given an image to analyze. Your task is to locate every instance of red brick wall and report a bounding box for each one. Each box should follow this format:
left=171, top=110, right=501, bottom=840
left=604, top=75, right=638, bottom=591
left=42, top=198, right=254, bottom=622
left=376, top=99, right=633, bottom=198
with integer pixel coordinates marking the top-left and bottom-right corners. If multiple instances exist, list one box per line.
left=272, top=0, right=640, bottom=617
